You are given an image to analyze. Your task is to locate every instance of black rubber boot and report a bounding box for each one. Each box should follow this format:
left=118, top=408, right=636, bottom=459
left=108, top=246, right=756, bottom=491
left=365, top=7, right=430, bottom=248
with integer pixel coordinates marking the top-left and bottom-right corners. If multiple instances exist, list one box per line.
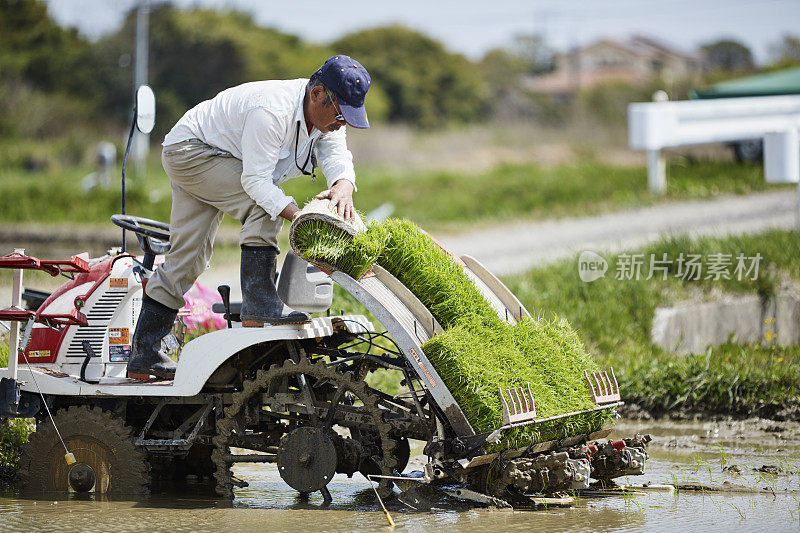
left=128, top=296, right=179, bottom=380
left=240, top=245, right=311, bottom=326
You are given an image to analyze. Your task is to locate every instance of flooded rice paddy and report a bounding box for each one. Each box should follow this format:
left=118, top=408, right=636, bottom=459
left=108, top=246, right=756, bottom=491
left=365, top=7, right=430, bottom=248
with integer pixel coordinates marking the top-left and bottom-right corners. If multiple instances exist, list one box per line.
left=1, top=418, right=798, bottom=532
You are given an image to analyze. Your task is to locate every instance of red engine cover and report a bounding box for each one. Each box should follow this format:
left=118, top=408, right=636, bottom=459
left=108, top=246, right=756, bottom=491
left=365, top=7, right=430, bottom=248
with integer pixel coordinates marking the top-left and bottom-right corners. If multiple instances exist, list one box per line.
left=19, top=257, right=117, bottom=364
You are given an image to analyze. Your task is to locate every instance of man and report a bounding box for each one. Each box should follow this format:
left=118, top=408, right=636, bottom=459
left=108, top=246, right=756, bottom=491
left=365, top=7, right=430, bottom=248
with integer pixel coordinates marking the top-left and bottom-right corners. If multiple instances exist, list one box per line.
left=127, top=55, right=371, bottom=380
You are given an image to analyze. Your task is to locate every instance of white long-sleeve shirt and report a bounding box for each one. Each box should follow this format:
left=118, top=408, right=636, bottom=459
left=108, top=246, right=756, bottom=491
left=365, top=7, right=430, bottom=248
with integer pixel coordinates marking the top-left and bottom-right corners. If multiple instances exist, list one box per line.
left=163, top=79, right=356, bottom=219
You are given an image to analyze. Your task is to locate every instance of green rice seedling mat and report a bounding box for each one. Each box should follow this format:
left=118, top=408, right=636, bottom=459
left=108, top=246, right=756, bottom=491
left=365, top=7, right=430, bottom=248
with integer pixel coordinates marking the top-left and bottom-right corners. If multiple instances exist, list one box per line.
left=290, top=202, right=610, bottom=449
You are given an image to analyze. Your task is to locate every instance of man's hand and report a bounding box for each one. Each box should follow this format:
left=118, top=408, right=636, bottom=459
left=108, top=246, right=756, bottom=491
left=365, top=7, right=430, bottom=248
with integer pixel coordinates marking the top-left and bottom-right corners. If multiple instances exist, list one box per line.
left=316, top=179, right=355, bottom=222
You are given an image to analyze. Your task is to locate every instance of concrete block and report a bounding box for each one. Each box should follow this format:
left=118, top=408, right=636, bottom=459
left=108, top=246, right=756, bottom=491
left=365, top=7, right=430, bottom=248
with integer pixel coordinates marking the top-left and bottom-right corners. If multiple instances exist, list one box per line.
left=651, top=291, right=800, bottom=354
left=775, top=292, right=800, bottom=346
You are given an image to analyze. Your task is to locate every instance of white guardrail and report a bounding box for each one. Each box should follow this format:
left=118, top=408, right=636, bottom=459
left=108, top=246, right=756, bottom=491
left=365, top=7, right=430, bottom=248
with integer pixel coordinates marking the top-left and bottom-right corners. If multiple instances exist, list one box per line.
left=628, top=95, right=800, bottom=197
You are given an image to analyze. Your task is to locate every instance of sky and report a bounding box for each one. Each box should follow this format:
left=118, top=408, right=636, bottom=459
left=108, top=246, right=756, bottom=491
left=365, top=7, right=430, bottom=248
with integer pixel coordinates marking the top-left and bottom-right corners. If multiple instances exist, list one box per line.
left=45, top=0, right=800, bottom=63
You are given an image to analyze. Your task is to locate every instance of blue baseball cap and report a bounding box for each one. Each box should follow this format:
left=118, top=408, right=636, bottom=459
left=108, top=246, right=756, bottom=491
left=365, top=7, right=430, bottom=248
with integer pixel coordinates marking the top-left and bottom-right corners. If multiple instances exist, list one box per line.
left=316, top=55, right=371, bottom=129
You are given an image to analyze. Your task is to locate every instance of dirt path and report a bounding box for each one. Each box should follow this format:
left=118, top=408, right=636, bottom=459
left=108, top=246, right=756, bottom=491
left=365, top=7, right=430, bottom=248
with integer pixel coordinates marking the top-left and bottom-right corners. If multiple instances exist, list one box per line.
left=190, top=189, right=798, bottom=300
left=436, top=189, right=799, bottom=276
left=2, top=190, right=797, bottom=303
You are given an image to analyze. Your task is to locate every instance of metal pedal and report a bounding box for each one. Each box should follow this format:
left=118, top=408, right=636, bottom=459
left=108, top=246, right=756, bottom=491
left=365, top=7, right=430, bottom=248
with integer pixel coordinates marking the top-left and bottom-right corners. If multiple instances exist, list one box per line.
left=499, top=383, right=537, bottom=425
left=584, top=368, right=620, bottom=404
left=126, top=371, right=156, bottom=381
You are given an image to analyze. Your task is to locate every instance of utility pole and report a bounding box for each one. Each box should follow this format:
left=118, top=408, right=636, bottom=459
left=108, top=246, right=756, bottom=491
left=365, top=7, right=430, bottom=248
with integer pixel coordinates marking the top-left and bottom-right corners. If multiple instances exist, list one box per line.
left=133, top=0, right=150, bottom=179
left=536, top=9, right=549, bottom=44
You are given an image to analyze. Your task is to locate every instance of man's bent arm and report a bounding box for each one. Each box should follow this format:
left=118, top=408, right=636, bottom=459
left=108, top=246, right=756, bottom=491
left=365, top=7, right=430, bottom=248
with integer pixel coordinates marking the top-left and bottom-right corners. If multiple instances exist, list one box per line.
left=240, top=108, right=296, bottom=220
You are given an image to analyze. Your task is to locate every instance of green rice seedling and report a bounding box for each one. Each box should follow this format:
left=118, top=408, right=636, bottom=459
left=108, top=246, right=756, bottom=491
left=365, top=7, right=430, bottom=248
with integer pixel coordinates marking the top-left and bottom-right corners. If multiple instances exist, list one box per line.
left=290, top=210, right=607, bottom=449
left=290, top=204, right=385, bottom=278
left=509, top=318, right=600, bottom=403
left=376, top=219, right=503, bottom=329
left=725, top=501, right=746, bottom=520
left=333, top=224, right=391, bottom=279
left=420, top=322, right=513, bottom=434
left=292, top=218, right=352, bottom=264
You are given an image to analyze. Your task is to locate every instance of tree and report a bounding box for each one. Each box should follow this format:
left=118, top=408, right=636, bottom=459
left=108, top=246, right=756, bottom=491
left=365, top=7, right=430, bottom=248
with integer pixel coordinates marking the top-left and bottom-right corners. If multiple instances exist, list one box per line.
left=0, top=0, right=99, bottom=139
left=0, top=0, right=88, bottom=92
left=769, top=34, right=800, bottom=67
left=512, top=33, right=555, bottom=75
left=333, top=25, right=488, bottom=128
left=700, top=39, right=754, bottom=72
left=480, top=48, right=529, bottom=87
left=82, top=5, right=334, bottom=138
left=478, top=48, right=532, bottom=120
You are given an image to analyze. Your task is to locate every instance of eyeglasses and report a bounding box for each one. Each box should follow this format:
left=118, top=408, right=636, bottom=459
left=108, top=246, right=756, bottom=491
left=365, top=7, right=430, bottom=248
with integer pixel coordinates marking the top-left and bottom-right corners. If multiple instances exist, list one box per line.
left=325, top=88, right=345, bottom=123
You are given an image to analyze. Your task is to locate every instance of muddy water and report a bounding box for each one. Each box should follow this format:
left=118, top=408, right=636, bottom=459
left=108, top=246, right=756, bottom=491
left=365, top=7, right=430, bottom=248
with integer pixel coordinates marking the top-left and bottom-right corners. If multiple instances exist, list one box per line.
left=1, top=419, right=799, bottom=532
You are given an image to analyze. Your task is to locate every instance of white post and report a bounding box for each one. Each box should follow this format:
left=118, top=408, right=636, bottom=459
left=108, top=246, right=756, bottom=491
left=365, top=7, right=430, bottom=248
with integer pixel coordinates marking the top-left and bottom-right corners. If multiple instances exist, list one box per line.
left=764, top=129, right=800, bottom=183
left=647, top=149, right=666, bottom=193
left=133, top=0, right=150, bottom=178
left=764, top=129, right=800, bottom=228
left=7, top=249, right=24, bottom=381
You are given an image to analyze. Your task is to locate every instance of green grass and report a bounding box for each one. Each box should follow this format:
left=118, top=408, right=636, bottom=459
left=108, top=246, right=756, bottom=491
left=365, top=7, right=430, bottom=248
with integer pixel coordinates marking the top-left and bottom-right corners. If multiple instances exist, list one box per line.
left=0, top=150, right=173, bottom=224
left=291, top=216, right=606, bottom=447
left=286, top=158, right=789, bottom=229
left=613, top=343, right=800, bottom=417
left=0, top=343, right=35, bottom=483
left=503, top=228, right=800, bottom=418
left=0, top=153, right=790, bottom=229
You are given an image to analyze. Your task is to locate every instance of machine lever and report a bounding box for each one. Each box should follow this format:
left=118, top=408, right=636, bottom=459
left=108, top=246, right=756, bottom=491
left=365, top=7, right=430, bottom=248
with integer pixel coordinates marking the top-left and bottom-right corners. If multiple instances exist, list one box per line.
left=218, top=285, right=232, bottom=328
left=80, top=340, right=100, bottom=384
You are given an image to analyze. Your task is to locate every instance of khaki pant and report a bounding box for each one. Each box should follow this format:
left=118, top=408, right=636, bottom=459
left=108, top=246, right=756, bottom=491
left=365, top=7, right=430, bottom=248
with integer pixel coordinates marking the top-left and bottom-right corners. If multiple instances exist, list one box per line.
left=146, top=139, right=283, bottom=310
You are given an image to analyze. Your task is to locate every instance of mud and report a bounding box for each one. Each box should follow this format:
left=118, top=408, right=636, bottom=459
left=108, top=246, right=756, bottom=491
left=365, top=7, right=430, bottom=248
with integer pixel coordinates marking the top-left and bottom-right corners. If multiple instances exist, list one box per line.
left=620, top=401, right=800, bottom=424
left=1, top=419, right=798, bottom=532
left=616, top=417, right=800, bottom=455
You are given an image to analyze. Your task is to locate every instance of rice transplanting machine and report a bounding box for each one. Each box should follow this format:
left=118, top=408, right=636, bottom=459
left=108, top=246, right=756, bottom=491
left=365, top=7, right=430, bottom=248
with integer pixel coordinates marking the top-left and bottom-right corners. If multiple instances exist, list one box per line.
left=0, top=85, right=649, bottom=508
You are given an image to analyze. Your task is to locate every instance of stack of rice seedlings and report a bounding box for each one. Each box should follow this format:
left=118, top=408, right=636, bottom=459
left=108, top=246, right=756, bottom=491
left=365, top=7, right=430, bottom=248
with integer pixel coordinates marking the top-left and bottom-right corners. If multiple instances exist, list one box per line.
left=292, top=218, right=351, bottom=266
left=289, top=205, right=610, bottom=449
left=376, top=219, right=503, bottom=329
left=289, top=199, right=382, bottom=277
left=422, top=317, right=603, bottom=449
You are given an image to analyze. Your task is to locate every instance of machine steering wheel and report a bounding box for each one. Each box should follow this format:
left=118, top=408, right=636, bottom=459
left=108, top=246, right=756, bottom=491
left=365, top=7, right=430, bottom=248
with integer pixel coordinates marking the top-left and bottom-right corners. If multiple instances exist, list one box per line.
left=110, top=214, right=171, bottom=270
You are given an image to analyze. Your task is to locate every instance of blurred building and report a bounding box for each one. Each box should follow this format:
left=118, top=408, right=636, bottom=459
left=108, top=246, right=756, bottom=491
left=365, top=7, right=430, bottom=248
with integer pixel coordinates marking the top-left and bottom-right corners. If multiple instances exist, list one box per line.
left=525, top=35, right=704, bottom=95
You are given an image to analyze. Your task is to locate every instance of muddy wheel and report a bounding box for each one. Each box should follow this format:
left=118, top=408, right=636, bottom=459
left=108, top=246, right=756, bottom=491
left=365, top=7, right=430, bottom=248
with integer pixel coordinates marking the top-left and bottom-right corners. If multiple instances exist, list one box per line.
left=357, top=435, right=410, bottom=477
left=18, top=406, right=149, bottom=495
left=212, top=357, right=397, bottom=499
